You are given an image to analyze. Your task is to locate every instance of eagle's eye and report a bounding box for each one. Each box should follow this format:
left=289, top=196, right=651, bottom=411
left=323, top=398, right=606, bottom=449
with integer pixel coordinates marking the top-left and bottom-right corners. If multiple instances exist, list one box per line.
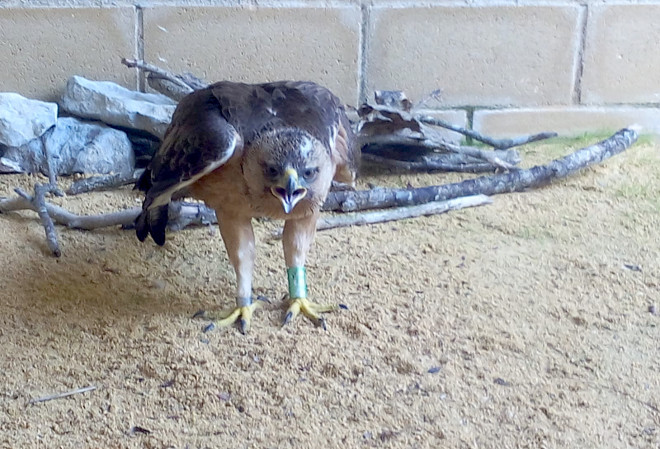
left=302, top=167, right=319, bottom=181
left=265, top=166, right=280, bottom=179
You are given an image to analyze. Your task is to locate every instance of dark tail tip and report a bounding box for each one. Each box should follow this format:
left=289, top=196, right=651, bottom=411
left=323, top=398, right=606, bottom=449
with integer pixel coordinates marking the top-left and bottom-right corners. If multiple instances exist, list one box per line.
left=134, top=168, right=153, bottom=192
left=135, top=204, right=169, bottom=246
left=135, top=211, right=149, bottom=242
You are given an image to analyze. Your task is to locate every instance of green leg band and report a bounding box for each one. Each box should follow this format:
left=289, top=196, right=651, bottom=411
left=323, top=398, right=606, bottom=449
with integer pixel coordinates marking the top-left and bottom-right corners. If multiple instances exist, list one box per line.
left=287, top=266, right=307, bottom=299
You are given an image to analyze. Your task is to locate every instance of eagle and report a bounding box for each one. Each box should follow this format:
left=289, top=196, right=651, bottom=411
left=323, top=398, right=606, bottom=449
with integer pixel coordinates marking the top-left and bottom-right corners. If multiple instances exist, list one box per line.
left=135, top=81, right=359, bottom=333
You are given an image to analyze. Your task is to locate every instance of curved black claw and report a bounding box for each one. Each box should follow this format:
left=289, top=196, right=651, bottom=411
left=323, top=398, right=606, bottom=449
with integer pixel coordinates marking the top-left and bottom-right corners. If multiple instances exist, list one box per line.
left=256, top=295, right=272, bottom=304
left=192, top=309, right=207, bottom=319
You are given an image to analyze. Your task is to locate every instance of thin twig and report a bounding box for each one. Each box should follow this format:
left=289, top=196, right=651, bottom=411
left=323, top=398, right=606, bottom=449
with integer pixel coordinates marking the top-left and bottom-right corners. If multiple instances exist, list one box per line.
left=412, top=89, right=443, bottom=110
left=417, top=114, right=558, bottom=150
left=121, top=58, right=194, bottom=93
left=29, top=385, right=96, bottom=404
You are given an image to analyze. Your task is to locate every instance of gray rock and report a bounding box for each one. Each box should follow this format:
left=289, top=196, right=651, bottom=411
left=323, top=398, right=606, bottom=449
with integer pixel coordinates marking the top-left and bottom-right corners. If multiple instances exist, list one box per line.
left=0, top=117, right=135, bottom=176
left=60, top=75, right=177, bottom=139
left=0, top=156, right=23, bottom=173
left=0, top=93, right=58, bottom=147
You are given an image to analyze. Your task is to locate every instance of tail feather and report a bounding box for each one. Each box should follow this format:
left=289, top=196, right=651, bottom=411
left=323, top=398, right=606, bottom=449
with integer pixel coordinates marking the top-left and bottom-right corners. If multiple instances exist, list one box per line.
left=135, top=203, right=169, bottom=246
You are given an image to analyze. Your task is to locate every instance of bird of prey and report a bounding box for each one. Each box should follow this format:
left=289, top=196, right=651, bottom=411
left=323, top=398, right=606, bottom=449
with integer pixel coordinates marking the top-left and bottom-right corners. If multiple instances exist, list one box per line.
left=135, top=81, right=359, bottom=333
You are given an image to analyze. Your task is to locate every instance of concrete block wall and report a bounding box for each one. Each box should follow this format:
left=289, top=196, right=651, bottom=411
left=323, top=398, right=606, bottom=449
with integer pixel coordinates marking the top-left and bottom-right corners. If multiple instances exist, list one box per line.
left=2, top=0, right=660, bottom=137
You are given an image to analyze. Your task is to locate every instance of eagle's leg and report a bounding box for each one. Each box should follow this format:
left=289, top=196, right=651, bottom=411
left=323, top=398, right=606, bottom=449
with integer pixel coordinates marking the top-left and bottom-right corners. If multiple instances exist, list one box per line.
left=282, top=213, right=340, bottom=329
left=211, top=214, right=261, bottom=333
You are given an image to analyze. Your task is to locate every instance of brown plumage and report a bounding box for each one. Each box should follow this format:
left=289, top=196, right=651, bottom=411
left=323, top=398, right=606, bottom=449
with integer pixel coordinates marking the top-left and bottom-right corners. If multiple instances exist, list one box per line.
left=135, top=80, right=359, bottom=332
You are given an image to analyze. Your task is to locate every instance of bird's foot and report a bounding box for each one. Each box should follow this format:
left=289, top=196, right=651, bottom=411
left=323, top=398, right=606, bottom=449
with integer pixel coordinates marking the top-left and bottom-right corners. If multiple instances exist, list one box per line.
left=196, top=296, right=269, bottom=334
left=283, top=297, right=346, bottom=330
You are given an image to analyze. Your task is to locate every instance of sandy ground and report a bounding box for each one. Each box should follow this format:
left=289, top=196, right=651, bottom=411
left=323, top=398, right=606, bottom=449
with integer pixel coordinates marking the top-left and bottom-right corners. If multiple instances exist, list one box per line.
left=0, top=136, right=658, bottom=449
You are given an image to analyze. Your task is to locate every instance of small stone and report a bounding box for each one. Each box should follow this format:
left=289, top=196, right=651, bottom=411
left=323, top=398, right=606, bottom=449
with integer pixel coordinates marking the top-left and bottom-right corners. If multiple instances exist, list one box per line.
left=649, top=304, right=657, bottom=316
left=623, top=263, right=642, bottom=272
left=0, top=93, right=57, bottom=147
left=60, top=75, right=177, bottom=138
left=150, top=279, right=166, bottom=290
left=0, top=157, right=22, bottom=173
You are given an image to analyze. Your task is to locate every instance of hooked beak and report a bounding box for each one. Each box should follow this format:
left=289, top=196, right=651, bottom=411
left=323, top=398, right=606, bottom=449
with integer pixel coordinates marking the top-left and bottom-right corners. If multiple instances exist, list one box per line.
left=271, top=168, right=308, bottom=214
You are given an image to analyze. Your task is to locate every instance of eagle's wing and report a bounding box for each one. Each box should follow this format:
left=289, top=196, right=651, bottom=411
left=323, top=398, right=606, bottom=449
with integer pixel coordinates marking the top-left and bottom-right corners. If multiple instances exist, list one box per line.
left=135, top=88, right=241, bottom=245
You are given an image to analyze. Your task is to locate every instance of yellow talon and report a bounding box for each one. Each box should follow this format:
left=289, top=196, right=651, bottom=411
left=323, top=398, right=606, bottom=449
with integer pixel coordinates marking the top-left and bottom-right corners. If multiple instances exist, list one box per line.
left=211, top=302, right=261, bottom=334
left=284, top=297, right=340, bottom=329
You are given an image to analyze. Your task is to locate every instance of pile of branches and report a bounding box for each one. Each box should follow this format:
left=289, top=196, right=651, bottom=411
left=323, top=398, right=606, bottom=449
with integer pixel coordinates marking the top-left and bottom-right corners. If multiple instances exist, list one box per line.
left=125, top=58, right=549, bottom=173
left=0, top=59, right=642, bottom=256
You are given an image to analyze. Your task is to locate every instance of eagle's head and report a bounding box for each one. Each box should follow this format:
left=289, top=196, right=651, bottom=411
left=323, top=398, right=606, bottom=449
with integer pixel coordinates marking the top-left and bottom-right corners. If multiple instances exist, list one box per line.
left=243, top=127, right=334, bottom=216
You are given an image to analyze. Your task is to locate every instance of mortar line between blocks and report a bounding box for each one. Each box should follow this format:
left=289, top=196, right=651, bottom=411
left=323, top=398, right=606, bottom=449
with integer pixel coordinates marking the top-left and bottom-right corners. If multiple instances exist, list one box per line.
left=572, top=4, right=588, bottom=105
left=358, top=3, right=369, bottom=105
left=136, top=4, right=145, bottom=92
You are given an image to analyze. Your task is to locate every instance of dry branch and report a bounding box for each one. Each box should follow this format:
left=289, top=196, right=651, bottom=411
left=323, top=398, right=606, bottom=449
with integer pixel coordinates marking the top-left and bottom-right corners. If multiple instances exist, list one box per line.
left=122, top=58, right=208, bottom=101
left=0, top=58, right=642, bottom=255
left=67, top=169, right=145, bottom=195
left=166, top=201, right=218, bottom=231
left=146, top=75, right=198, bottom=102
left=362, top=153, right=500, bottom=173
left=15, top=185, right=61, bottom=257
left=272, top=195, right=492, bottom=238
left=357, top=103, right=526, bottom=171
left=324, top=126, right=640, bottom=212
left=1, top=193, right=139, bottom=230
left=0, top=196, right=218, bottom=232
left=121, top=60, right=553, bottom=173
left=416, top=114, right=557, bottom=150
left=0, top=127, right=640, bottom=257
left=41, top=136, right=64, bottom=197
left=121, top=58, right=195, bottom=95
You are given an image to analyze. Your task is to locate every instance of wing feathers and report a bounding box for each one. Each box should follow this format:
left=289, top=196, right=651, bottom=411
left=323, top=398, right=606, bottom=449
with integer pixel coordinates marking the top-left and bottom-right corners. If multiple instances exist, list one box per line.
left=135, top=88, right=240, bottom=244
left=332, top=113, right=359, bottom=185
